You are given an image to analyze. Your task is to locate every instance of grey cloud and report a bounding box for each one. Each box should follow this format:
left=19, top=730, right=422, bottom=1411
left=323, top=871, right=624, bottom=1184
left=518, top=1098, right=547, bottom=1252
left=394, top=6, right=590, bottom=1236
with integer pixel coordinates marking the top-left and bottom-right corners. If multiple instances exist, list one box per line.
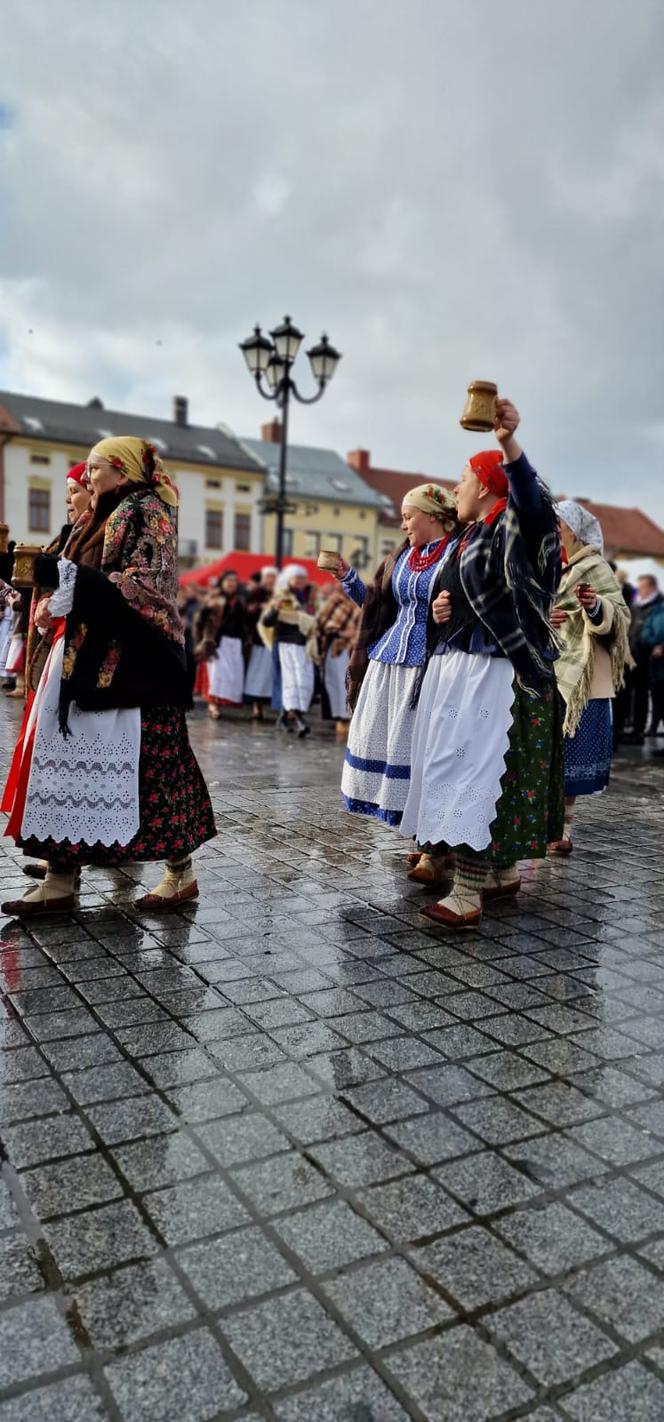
left=1, top=0, right=663, bottom=515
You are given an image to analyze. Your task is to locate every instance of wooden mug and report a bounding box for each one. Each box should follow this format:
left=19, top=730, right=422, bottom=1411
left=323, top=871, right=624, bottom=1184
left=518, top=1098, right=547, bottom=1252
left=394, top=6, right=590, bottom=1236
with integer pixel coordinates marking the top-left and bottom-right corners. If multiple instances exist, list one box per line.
left=317, top=549, right=342, bottom=572
left=460, top=381, right=498, bottom=433
left=11, top=544, right=42, bottom=588
left=0, top=523, right=9, bottom=556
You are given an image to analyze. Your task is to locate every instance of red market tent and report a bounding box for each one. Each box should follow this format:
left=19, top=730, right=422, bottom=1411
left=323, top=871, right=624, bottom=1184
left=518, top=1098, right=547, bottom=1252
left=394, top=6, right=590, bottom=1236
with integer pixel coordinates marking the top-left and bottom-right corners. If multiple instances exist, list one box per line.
left=179, top=551, right=336, bottom=588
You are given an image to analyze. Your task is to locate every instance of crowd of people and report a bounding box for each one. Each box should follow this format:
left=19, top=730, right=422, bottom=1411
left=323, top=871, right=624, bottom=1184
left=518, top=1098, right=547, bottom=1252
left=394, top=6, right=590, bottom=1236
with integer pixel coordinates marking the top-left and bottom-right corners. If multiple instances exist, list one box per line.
left=0, top=400, right=662, bottom=923
left=178, top=564, right=360, bottom=737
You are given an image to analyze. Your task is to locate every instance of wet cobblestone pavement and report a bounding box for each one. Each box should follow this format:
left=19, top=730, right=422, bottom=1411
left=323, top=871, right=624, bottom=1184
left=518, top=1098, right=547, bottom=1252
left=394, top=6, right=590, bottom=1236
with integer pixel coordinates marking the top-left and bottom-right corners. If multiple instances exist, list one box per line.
left=1, top=701, right=664, bottom=1420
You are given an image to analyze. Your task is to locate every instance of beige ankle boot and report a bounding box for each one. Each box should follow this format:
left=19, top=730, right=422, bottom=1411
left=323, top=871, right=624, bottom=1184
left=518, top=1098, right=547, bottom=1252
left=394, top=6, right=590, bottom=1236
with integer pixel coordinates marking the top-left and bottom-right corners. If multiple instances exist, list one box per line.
left=136, top=860, right=198, bottom=911
left=483, top=866, right=521, bottom=901
left=1, top=869, right=78, bottom=918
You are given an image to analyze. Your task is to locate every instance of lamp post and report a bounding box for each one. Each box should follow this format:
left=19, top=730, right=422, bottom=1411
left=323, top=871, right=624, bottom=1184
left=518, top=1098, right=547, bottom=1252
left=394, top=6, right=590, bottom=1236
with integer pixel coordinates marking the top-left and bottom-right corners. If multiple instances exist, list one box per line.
left=239, top=316, right=342, bottom=568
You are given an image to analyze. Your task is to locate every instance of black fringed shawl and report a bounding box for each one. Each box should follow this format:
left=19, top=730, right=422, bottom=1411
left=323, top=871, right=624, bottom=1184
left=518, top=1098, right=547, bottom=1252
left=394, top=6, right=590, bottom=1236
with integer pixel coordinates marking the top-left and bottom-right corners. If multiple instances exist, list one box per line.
left=419, top=468, right=561, bottom=701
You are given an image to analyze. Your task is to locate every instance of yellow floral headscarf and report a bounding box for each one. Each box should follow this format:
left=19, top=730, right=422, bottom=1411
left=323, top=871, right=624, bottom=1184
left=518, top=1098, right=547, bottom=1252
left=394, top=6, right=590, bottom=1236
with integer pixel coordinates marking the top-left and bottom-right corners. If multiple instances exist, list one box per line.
left=89, top=436, right=179, bottom=508
left=403, top=483, right=456, bottom=524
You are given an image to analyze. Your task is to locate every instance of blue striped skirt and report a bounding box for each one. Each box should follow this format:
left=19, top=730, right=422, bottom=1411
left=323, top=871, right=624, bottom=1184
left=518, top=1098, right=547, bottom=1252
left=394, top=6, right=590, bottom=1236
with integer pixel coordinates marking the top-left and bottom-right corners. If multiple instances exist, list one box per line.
left=341, top=660, right=419, bottom=825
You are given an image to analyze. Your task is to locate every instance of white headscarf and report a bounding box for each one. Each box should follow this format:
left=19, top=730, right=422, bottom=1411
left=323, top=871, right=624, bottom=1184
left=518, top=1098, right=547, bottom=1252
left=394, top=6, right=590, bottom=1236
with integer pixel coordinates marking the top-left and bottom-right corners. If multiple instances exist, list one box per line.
left=557, top=500, right=604, bottom=554
left=275, top=563, right=308, bottom=594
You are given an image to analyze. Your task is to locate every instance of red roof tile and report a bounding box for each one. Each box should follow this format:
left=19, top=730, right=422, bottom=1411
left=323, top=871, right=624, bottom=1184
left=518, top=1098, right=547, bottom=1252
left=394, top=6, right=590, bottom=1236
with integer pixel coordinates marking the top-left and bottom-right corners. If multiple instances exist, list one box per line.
left=352, top=463, right=456, bottom=526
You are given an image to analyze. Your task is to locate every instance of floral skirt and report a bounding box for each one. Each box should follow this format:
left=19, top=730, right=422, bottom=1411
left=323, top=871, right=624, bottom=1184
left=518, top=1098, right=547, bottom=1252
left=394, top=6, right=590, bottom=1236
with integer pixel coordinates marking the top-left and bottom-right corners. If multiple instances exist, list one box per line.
left=564, top=697, right=613, bottom=797
left=489, top=681, right=564, bottom=864
left=18, top=705, right=216, bottom=869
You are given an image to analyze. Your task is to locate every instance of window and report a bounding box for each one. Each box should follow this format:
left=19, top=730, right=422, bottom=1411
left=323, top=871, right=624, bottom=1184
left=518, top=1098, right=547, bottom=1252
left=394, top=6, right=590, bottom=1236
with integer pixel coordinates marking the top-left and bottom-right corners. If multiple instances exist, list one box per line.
left=282, top=529, right=293, bottom=558
left=350, top=536, right=370, bottom=568
left=206, top=478, right=221, bottom=489
left=197, top=445, right=216, bottom=459
left=381, top=538, right=397, bottom=557
left=30, top=452, right=50, bottom=465
left=322, top=533, right=342, bottom=553
left=28, top=487, right=50, bottom=533
left=235, top=482, right=251, bottom=493
left=205, top=508, right=223, bottom=549
left=303, top=531, right=321, bottom=558
left=234, top=512, right=251, bottom=551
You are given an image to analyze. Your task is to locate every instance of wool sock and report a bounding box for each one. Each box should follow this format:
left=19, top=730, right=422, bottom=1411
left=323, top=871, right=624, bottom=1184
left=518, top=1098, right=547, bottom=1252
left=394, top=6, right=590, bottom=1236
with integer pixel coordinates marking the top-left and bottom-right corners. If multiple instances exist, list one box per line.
left=436, top=855, right=485, bottom=915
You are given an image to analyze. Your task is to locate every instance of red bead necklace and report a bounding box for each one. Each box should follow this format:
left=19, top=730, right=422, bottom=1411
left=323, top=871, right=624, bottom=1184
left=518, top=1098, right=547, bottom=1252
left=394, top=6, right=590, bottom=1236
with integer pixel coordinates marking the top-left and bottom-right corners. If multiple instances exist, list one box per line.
left=408, top=535, right=450, bottom=573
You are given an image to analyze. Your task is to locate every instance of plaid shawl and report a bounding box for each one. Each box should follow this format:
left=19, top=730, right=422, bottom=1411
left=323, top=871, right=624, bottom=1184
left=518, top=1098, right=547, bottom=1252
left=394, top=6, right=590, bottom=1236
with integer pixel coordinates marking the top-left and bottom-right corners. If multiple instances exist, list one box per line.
left=314, top=588, right=361, bottom=664
left=458, top=482, right=561, bottom=695
left=553, top=546, right=633, bottom=736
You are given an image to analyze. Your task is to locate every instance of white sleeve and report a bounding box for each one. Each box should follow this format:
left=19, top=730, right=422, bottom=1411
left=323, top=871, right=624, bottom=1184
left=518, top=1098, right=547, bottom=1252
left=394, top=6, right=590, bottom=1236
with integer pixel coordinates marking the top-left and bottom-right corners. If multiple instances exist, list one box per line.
left=47, top=558, right=78, bottom=617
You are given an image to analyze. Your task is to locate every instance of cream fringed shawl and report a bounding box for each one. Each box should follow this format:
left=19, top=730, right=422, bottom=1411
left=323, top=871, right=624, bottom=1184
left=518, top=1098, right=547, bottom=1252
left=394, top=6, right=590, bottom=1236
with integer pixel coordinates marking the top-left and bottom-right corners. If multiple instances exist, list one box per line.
left=553, top=545, right=633, bottom=737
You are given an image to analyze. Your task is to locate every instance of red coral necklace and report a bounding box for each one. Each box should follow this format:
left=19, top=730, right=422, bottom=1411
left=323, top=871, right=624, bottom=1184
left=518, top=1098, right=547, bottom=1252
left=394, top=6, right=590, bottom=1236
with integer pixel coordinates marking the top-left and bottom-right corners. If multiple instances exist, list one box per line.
left=408, top=536, right=449, bottom=573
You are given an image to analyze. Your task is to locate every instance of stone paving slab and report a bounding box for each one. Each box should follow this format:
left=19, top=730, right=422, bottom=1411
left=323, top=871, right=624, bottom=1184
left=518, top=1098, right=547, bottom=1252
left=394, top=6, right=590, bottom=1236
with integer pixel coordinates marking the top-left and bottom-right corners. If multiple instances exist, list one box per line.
left=1, top=705, right=664, bottom=1419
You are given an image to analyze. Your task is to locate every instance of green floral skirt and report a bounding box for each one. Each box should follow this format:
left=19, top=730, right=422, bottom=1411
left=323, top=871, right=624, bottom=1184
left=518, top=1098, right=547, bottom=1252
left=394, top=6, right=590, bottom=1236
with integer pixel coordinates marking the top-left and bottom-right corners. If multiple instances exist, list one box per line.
left=487, top=681, right=564, bottom=865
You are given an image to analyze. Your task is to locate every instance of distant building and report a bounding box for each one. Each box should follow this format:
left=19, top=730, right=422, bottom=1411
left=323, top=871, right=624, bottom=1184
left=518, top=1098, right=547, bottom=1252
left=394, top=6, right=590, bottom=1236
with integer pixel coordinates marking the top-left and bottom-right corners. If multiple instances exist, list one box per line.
left=0, top=391, right=265, bottom=565
left=347, top=448, right=455, bottom=559
left=241, top=422, right=387, bottom=568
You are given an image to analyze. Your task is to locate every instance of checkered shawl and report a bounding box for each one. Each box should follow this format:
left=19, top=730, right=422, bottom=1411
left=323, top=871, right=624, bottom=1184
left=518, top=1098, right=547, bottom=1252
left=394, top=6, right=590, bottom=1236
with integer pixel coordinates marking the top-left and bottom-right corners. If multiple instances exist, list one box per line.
left=458, top=482, right=561, bottom=694
left=553, top=547, right=633, bottom=737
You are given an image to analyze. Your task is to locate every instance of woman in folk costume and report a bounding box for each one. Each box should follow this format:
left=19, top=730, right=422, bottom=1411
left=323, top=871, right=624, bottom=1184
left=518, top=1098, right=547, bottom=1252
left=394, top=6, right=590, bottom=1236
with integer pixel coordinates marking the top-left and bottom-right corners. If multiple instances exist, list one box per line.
left=259, top=564, right=317, bottom=737
left=401, top=399, right=564, bottom=929
left=194, top=571, right=247, bottom=720
left=243, top=567, right=278, bottom=720
left=23, top=464, right=94, bottom=701
left=1, top=436, right=215, bottom=918
left=549, top=500, right=632, bottom=854
left=334, top=485, right=458, bottom=825
left=3, top=464, right=94, bottom=886
left=314, top=583, right=362, bottom=737
left=0, top=582, right=12, bottom=677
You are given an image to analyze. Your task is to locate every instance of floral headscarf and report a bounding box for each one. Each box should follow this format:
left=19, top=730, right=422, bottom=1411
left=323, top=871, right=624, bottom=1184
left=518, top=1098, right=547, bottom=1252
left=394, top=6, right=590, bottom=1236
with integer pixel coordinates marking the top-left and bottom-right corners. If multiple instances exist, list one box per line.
left=89, top=436, right=179, bottom=508
left=403, top=483, right=456, bottom=524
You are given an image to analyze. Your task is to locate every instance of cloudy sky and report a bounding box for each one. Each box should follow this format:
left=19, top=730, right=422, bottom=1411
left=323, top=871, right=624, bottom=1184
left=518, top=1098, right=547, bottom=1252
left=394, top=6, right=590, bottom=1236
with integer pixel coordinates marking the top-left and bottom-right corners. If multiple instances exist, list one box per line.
left=2, top=0, right=664, bottom=517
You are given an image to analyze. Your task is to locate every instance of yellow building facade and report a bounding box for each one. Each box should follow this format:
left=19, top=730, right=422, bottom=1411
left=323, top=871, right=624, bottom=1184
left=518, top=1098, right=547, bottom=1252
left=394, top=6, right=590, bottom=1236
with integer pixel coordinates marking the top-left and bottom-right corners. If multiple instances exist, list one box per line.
left=240, top=428, right=387, bottom=570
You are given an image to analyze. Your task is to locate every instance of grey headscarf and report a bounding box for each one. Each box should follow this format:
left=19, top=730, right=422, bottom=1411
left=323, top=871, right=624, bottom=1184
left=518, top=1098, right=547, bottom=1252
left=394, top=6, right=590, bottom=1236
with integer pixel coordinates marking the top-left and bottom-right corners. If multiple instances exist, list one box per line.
left=557, top=500, right=604, bottom=554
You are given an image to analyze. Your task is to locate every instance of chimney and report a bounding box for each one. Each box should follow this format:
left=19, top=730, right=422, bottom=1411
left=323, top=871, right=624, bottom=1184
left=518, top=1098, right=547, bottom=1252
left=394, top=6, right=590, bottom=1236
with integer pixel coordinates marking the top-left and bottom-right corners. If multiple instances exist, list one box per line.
left=347, top=448, right=371, bottom=474
left=87, top=396, right=104, bottom=409
left=261, top=419, right=282, bottom=443
left=173, top=395, right=188, bottom=427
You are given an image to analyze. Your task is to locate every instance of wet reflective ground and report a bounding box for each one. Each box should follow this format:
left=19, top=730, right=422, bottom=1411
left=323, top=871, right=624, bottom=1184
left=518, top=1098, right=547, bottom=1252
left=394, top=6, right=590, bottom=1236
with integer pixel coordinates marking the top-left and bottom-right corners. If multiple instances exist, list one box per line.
left=1, top=703, right=664, bottom=1421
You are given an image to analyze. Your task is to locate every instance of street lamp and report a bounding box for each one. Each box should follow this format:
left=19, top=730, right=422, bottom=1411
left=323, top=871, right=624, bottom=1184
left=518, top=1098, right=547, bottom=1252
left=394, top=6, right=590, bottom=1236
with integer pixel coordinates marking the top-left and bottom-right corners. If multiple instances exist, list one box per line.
left=239, top=314, right=342, bottom=568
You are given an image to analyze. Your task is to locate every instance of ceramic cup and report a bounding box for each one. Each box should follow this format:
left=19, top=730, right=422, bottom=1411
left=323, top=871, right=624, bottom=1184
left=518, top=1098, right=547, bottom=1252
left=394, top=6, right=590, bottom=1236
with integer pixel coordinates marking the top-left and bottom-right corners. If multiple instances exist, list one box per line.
left=460, top=381, right=498, bottom=433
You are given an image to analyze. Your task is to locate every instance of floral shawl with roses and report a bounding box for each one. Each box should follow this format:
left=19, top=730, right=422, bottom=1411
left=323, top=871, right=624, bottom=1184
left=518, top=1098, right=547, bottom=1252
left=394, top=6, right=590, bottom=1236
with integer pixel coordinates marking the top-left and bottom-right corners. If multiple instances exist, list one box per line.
left=34, top=488, right=189, bottom=734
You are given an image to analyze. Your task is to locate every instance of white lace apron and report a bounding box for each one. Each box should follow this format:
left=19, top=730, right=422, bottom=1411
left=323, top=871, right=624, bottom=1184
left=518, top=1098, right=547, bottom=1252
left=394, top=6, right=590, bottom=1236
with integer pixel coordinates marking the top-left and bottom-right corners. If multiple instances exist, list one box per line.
left=20, top=637, right=141, bottom=846
left=400, top=650, right=515, bottom=851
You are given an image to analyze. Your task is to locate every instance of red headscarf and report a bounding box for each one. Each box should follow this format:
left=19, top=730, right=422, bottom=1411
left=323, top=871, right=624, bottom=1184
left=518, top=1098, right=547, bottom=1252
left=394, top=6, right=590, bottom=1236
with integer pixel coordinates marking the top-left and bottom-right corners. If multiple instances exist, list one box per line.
left=67, top=462, right=89, bottom=489
left=469, top=450, right=508, bottom=526
left=456, top=449, right=509, bottom=557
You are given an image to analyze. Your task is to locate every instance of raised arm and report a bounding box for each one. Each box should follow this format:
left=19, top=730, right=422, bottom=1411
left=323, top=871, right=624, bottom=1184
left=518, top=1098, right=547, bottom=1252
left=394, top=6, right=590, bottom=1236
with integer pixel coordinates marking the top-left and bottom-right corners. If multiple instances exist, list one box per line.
left=494, top=399, right=542, bottom=518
